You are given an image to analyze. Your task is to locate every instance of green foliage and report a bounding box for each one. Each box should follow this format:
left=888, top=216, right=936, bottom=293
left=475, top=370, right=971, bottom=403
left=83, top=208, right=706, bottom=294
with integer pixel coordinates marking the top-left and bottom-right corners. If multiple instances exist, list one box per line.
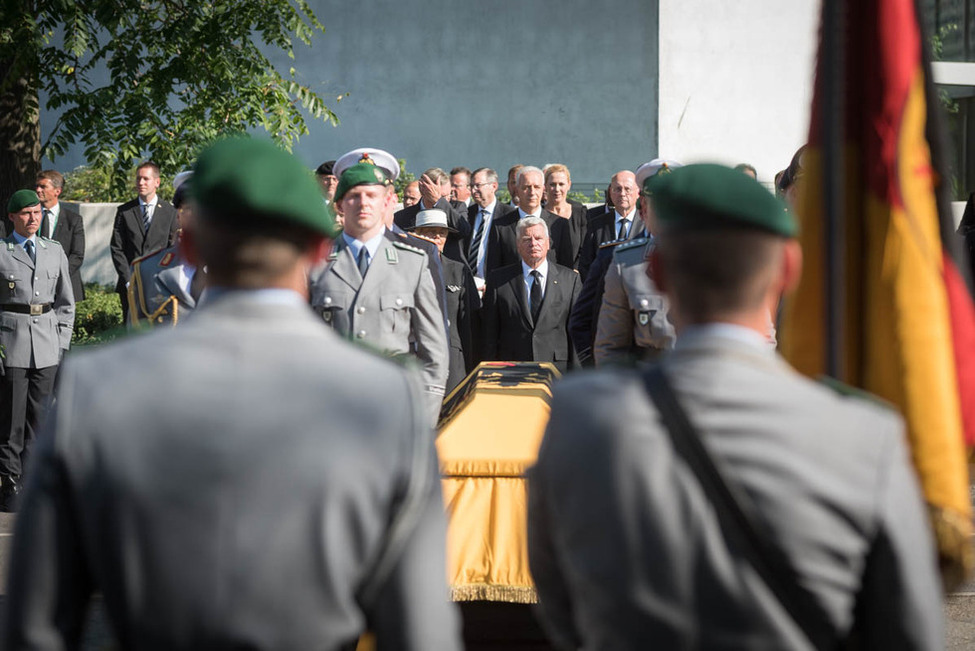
left=72, top=283, right=125, bottom=346
left=61, top=164, right=175, bottom=203
left=1, top=0, right=338, bottom=199
left=394, top=158, right=416, bottom=200
left=568, top=187, right=604, bottom=204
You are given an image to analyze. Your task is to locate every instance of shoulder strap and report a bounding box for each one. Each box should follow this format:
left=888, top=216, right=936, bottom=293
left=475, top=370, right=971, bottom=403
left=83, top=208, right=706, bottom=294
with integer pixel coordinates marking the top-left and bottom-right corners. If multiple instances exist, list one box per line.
left=641, top=366, right=837, bottom=651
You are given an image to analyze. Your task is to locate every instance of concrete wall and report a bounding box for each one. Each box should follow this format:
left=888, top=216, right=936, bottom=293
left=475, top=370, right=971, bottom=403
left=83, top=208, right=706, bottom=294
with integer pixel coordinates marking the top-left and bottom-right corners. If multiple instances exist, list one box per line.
left=657, top=1, right=820, bottom=183
left=44, top=0, right=660, bottom=189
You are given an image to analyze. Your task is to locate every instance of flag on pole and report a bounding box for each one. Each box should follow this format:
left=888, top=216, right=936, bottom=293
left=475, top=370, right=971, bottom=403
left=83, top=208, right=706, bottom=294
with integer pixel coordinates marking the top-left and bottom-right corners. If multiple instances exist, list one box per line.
left=780, top=0, right=975, bottom=589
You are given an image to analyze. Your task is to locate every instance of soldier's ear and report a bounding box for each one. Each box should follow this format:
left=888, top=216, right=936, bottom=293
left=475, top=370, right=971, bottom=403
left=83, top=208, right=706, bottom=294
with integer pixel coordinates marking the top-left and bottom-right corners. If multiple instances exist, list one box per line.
left=781, top=239, right=802, bottom=295
left=648, top=247, right=667, bottom=293
left=308, top=237, right=332, bottom=266
left=180, top=226, right=200, bottom=268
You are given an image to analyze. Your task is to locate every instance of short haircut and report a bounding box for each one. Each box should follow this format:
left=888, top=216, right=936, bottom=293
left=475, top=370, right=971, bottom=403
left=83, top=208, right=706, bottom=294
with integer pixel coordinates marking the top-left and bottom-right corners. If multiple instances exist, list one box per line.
left=472, top=168, right=498, bottom=184
left=544, top=164, right=571, bottom=184
left=507, top=164, right=524, bottom=179
left=450, top=166, right=471, bottom=179
left=316, top=160, right=336, bottom=176
left=516, top=214, right=550, bottom=240
left=194, top=209, right=321, bottom=288
left=516, top=166, right=544, bottom=187
left=657, top=229, right=784, bottom=322
left=137, top=161, right=161, bottom=178
left=422, top=168, right=448, bottom=184
left=735, top=163, right=757, bottom=177
left=36, top=170, right=65, bottom=190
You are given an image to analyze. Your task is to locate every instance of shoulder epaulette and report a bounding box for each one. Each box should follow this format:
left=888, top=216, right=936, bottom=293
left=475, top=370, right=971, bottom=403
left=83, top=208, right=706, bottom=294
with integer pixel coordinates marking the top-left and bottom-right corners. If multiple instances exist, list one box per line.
left=391, top=240, right=426, bottom=255
left=38, top=236, right=62, bottom=248
left=599, top=237, right=626, bottom=249
left=615, top=237, right=649, bottom=253
left=816, top=376, right=896, bottom=411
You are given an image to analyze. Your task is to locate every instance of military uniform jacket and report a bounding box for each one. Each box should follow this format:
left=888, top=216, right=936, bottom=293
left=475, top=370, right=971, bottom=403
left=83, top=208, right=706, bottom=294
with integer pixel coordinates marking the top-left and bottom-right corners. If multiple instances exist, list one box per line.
left=310, top=234, right=449, bottom=415
left=528, top=331, right=943, bottom=650
left=594, top=237, right=675, bottom=366
left=2, top=292, right=461, bottom=650
left=127, top=245, right=198, bottom=327
left=0, top=236, right=75, bottom=369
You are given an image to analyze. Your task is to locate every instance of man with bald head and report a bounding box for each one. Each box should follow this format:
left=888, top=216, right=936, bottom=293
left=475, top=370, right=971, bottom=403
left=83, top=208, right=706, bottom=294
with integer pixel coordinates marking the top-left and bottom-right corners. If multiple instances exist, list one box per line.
left=484, top=165, right=565, bottom=276
left=577, top=170, right=642, bottom=280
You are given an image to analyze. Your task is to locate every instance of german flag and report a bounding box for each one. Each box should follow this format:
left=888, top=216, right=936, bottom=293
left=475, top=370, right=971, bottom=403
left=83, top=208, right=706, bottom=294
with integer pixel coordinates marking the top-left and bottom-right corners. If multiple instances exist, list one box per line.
left=780, top=0, right=975, bottom=589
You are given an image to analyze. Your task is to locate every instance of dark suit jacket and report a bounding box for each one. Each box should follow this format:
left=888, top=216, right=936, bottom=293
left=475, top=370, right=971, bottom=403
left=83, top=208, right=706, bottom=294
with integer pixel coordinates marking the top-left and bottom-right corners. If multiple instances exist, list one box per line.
left=442, top=256, right=480, bottom=392
left=551, top=200, right=589, bottom=271
left=466, top=201, right=517, bottom=275
left=44, top=204, right=86, bottom=301
left=110, top=198, right=178, bottom=292
left=484, top=209, right=565, bottom=277
left=394, top=198, right=472, bottom=265
left=577, top=210, right=638, bottom=281
left=481, top=262, right=581, bottom=373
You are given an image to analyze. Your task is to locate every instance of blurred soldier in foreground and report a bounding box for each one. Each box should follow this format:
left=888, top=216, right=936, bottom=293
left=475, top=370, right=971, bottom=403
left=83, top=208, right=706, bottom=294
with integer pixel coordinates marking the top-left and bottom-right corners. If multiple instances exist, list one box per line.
left=127, top=180, right=205, bottom=327
left=528, top=164, right=942, bottom=649
left=3, top=138, right=460, bottom=650
left=0, top=190, right=74, bottom=512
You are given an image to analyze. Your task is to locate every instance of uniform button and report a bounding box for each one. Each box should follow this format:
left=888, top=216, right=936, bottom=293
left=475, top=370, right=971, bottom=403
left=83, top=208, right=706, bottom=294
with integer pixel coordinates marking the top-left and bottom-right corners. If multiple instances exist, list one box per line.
left=34, top=276, right=38, bottom=281
left=324, top=297, right=332, bottom=305
left=356, top=306, right=365, bottom=314
left=356, top=330, right=366, bottom=339
left=32, top=318, right=38, bottom=324
left=640, top=299, right=649, bottom=308
left=34, top=291, right=40, bottom=296
left=395, top=298, right=403, bottom=306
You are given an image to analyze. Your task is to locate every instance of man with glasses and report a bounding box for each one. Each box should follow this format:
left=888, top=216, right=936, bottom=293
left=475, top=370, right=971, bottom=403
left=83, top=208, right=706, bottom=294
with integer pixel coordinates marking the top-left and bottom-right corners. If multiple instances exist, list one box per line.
left=465, top=167, right=516, bottom=292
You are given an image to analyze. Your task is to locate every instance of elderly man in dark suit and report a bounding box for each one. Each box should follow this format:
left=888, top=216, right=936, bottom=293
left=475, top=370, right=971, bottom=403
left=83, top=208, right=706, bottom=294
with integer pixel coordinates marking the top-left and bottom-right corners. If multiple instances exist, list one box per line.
left=3, top=138, right=461, bottom=651
left=34, top=170, right=86, bottom=302
left=485, top=166, right=565, bottom=275
left=482, top=215, right=580, bottom=373
left=466, top=167, right=516, bottom=289
left=577, top=169, right=642, bottom=280
left=109, top=161, right=179, bottom=321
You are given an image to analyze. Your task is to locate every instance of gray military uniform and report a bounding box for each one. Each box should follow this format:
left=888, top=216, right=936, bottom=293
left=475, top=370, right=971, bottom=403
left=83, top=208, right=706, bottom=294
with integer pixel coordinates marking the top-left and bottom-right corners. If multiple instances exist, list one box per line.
left=310, top=231, right=448, bottom=420
left=2, top=292, right=461, bottom=650
left=593, top=237, right=675, bottom=366
left=126, top=244, right=199, bottom=327
left=528, top=328, right=943, bottom=650
left=0, top=236, right=74, bottom=368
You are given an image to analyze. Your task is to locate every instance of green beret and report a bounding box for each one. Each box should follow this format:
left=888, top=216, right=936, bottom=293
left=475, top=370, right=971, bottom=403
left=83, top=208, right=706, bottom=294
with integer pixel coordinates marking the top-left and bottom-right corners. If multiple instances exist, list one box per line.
left=648, top=163, right=796, bottom=238
left=6, top=190, right=39, bottom=214
left=334, top=162, right=391, bottom=203
left=192, top=137, right=339, bottom=238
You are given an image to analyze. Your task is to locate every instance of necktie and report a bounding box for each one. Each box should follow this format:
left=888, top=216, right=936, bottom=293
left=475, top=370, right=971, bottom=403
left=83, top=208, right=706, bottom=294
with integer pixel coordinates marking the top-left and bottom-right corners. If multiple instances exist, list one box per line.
left=468, top=209, right=486, bottom=274
left=43, top=209, right=52, bottom=238
left=24, top=240, right=35, bottom=263
left=357, top=247, right=370, bottom=277
left=617, top=219, right=629, bottom=240
left=142, top=205, right=152, bottom=233
left=530, top=269, right=543, bottom=321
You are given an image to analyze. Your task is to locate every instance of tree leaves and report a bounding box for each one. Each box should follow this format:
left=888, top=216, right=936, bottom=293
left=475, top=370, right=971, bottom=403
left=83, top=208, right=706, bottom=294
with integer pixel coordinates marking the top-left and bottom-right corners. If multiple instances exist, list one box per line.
left=2, top=0, right=338, bottom=199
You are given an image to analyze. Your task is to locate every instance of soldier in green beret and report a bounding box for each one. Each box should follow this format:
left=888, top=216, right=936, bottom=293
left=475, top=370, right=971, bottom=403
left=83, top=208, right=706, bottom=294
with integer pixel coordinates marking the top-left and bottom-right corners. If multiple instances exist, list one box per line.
left=528, top=164, right=942, bottom=649
left=0, top=189, right=74, bottom=511
left=3, top=138, right=461, bottom=650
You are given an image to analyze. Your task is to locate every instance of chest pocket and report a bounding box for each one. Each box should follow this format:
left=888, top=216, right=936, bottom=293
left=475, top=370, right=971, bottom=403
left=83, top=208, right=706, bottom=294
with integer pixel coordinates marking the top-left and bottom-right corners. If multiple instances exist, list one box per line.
left=380, top=293, right=414, bottom=333
left=314, top=290, right=350, bottom=326
left=1, top=272, right=25, bottom=302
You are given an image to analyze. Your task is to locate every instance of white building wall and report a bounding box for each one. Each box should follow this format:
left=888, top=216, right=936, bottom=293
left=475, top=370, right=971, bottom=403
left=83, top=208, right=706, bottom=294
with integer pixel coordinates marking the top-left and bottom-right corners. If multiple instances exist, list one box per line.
left=658, top=2, right=820, bottom=184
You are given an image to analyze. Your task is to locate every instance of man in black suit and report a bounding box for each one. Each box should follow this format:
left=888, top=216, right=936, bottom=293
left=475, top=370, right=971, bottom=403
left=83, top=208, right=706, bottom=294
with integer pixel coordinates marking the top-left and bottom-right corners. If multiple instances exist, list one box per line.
left=35, top=170, right=87, bottom=302
left=110, top=161, right=179, bottom=321
left=466, top=167, right=516, bottom=288
left=394, top=168, right=471, bottom=263
left=485, top=166, right=564, bottom=275
left=482, top=215, right=581, bottom=373
left=577, top=170, right=642, bottom=281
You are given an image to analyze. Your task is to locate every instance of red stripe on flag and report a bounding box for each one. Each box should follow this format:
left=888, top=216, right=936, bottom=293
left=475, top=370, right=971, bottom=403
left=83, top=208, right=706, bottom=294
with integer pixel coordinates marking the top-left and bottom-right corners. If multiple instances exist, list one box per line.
left=943, top=254, right=975, bottom=445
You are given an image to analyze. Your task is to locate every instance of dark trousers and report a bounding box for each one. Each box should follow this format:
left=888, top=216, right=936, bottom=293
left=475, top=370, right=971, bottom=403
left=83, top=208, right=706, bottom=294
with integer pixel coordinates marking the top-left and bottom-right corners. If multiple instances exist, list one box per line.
left=0, top=365, right=58, bottom=479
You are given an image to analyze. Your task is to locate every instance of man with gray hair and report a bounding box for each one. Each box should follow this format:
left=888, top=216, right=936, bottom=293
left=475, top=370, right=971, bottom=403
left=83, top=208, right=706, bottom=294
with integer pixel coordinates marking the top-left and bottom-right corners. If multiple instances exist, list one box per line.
left=485, top=165, right=565, bottom=275
left=481, top=215, right=580, bottom=372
